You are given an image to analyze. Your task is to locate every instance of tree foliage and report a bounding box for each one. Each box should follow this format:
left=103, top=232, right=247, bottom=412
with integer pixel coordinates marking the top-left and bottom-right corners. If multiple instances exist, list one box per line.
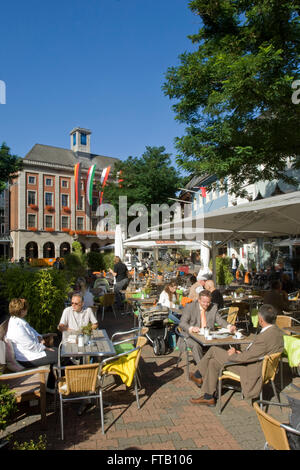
left=0, top=143, right=23, bottom=192
left=163, top=0, right=300, bottom=196
left=101, top=146, right=182, bottom=221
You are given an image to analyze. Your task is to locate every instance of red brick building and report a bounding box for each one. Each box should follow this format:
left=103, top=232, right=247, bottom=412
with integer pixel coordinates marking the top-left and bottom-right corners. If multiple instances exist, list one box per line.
left=10, top=128, right=119, bottom=261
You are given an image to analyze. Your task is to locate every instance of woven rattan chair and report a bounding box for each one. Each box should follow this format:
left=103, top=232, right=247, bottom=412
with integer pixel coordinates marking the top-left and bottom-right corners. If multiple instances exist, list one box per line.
left=55, top=363, right=101, bottom=440
left=219, top=306, right=239, bottom=325
left=217, top=352, right=282, bottom=414
left=99, top=293, right=116, bottom=321
left=253, top=400, right=300, bottom=450
left=276, top=315, right=300, bottom=330
left=98, top=336, right=147, bottom=434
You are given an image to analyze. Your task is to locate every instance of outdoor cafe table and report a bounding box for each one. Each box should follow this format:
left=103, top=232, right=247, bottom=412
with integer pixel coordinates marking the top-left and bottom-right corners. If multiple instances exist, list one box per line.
left=189, top=330, right=255, bottom=348
left=60, top=329, right=116, bottom=365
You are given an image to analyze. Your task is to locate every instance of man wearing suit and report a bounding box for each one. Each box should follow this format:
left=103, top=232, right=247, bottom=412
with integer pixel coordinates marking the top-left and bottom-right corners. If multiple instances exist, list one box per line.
left=189, top=304, right=284, bottom=407
left=178, top=290, right=236, bottom=382
left=231, top=253, right=239, bottom=279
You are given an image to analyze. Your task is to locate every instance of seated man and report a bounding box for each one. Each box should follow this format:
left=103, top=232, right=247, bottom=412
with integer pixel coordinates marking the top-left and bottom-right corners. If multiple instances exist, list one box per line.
left=58, top=293, right=98, bottom=336
left=189, top=304, right=284, bottom=407
left=178, top=290, right=236, bottom=381
left=263, top=280, right=290, bottom=314
left=204, top=280, right=224, bottom=309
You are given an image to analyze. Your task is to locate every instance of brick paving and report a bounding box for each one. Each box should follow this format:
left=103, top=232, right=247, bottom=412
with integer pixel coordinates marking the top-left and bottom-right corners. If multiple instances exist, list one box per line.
left=2, top=311, right=300, bottom=451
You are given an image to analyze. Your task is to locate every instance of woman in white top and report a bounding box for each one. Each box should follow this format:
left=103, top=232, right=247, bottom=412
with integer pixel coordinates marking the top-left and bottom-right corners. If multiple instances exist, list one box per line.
left=158, top=281, right=178, bottom=309
left=6, top=298, right=58, bottom=375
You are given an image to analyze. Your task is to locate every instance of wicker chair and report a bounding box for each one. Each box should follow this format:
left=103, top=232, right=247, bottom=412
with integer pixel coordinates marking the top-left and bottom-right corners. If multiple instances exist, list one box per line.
left=217, top=352, right=282, bottom=414
left=55, top=363, right=101, bottom=440
left=99, top=293, right=116, bottom=321
left=254, top=400, right=300, bottom=450
left=276, top=315, right=300, bottom=331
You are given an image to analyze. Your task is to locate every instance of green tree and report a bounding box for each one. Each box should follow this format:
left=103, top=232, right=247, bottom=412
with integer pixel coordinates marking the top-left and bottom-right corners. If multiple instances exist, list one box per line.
left=100, top=146, right=182, bottom=223
left=163, top=1, right=300, bottom=197
left=0, top=143, right=23, bottom=192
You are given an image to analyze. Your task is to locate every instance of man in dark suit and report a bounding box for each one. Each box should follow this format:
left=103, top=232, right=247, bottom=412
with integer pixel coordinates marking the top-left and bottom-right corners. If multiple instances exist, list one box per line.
left=178, top=290, right=236, bottom=383
left=231, top=253, right=239, bottom=279
left=189, top=304, right=284, bottom=407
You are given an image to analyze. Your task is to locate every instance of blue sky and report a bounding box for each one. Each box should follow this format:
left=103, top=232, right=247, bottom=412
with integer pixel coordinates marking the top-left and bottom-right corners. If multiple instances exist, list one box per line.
left=0, top=0, right=200, bottom=170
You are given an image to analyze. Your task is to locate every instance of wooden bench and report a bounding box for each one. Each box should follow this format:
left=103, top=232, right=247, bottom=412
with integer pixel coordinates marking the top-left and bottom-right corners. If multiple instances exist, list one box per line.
left=0, top=319, right=50, bottom=429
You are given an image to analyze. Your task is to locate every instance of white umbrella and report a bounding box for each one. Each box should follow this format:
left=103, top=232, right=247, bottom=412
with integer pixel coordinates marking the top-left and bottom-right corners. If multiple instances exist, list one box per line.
left=114, top=224, right=124, bottom=259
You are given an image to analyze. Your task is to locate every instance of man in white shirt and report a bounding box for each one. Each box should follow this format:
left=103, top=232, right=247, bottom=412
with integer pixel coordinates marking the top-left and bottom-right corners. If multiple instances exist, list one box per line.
left=58, top=293, right=98, bottom=333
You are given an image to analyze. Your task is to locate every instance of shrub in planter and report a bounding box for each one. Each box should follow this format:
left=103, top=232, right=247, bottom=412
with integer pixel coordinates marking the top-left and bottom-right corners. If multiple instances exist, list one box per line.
left=0, top=384, right=17, bottom=432
left=209, top=256, right=234, bottom=287
left=0, top=266, right=71, bottom=333
left=102, top=252, right=115, bottom=271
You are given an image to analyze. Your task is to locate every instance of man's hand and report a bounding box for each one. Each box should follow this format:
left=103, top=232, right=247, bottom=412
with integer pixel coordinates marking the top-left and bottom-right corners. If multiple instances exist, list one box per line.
left=228, top=324, right=237, bottom=334
left=228, top=347, right=241, bottom=356
left=189, top=326, right=200, bottom=334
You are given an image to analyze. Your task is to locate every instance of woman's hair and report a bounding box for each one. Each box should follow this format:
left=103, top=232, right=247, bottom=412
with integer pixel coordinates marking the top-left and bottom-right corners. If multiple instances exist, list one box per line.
left=164, top=281, right=177, bottom=302
left=9, top=298, right=29, bottom=317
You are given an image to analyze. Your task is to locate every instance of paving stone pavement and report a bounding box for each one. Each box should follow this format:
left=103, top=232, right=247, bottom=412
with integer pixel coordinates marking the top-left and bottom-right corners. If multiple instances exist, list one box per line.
left=2, top=311, right=300, bottom=451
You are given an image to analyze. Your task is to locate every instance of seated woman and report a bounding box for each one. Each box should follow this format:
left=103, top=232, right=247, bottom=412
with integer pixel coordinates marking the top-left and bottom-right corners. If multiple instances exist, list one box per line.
left=158, top=281, right=178, bottom=309
left=158, top=281, right=181, bottom=324
left=6, top=298, right=58, bottom=390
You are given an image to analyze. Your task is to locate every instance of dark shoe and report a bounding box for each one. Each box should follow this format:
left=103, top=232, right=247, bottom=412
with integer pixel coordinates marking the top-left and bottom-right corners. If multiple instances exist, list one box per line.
left=190, top=396, right=216, bottom=407
left=189, top=372, right=203, bottom=387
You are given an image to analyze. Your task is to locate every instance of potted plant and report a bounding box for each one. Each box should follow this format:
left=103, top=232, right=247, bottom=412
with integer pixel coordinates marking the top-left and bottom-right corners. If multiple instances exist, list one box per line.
left=81, top=322, right=93, bottom=343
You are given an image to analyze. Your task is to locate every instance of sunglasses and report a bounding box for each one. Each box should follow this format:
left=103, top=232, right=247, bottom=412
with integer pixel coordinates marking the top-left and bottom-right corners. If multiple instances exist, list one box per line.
left=71, top=301, right=82, bottom=305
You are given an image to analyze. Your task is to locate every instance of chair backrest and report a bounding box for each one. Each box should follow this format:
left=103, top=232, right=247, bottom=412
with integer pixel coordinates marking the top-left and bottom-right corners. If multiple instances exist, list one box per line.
left=227, top=307, right=239, bottom=325
left=101, top=293, right=115, bottom=307
left=276, top=315, right=292, bottom=329
left=253, top=402, right=290, bottom=450
left=64, top=363, right=99, bottom=394
left=134, top=336, right=147, bottom=368
left=261, top=352, right=282, bottom=384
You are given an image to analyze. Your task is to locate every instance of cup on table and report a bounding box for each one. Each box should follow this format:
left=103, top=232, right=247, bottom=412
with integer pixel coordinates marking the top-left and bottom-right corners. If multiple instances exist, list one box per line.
left=235, top=331, right=243, bottom=339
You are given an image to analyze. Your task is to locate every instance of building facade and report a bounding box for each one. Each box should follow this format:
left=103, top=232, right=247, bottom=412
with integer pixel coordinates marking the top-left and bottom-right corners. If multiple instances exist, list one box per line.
left=10, top=128, right=119, bottom=261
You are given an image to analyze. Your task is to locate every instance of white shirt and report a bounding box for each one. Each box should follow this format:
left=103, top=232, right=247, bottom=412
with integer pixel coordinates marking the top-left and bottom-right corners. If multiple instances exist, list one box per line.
left=59, top=306, right=98, bottom=332
left=6, top=316, right=46, bottom=362
left=158, top=290, right=176, bottom=309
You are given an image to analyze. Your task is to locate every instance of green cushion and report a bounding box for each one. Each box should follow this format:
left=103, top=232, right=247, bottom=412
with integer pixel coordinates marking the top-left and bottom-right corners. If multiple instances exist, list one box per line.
left=114, top=342, right=134, bottom=354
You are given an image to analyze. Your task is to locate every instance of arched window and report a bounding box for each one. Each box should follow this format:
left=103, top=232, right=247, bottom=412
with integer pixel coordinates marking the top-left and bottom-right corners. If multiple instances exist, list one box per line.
left=26, top=241, right=38, bottom=260
left=60, top=242, right=70, bottom=257
left=43, top=242, right=55, bottom=258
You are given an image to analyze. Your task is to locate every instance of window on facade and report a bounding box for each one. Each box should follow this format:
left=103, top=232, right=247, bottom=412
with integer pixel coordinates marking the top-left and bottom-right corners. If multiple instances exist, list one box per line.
left=28, top=191, right=36, bottom=205
left=92, top=197, right=98, bottom=212
left=28, top=214, right=36, bottom=228
left=77, top=195, right=84, bottom=211
left=73, top=133, right=76, bottom=146
left=45, top=178, right=53, bottom=186
left=61, top=194, right=69, bottom=208
left=80, top=133, right=87, bottom=145
left=91, top=218, right=98, bottom=231
left=76, top=217, right=84, bottom=230
left=28, top=176, right=36, bottom=185
left=61, top=179, right=68, bottom=188
left=45, top=215, right=53, bottom=228
left=45, top=192, right=53, bottom=206
left=61, top=216, right=69, bottom=229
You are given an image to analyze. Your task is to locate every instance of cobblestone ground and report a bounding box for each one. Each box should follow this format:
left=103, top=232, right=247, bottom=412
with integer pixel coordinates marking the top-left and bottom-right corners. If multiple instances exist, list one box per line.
left=2, top=312, right=300, bottom=451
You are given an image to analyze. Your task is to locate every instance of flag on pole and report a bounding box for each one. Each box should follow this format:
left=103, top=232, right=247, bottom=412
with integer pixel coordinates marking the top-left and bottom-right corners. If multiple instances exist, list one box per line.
left=86, top=164, right=96, bottom=206
left=100, top=166, right=111, bottom=187
left=74, top=162, right=81, bottom=207
left=99, top=166, right=111, bottom=205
